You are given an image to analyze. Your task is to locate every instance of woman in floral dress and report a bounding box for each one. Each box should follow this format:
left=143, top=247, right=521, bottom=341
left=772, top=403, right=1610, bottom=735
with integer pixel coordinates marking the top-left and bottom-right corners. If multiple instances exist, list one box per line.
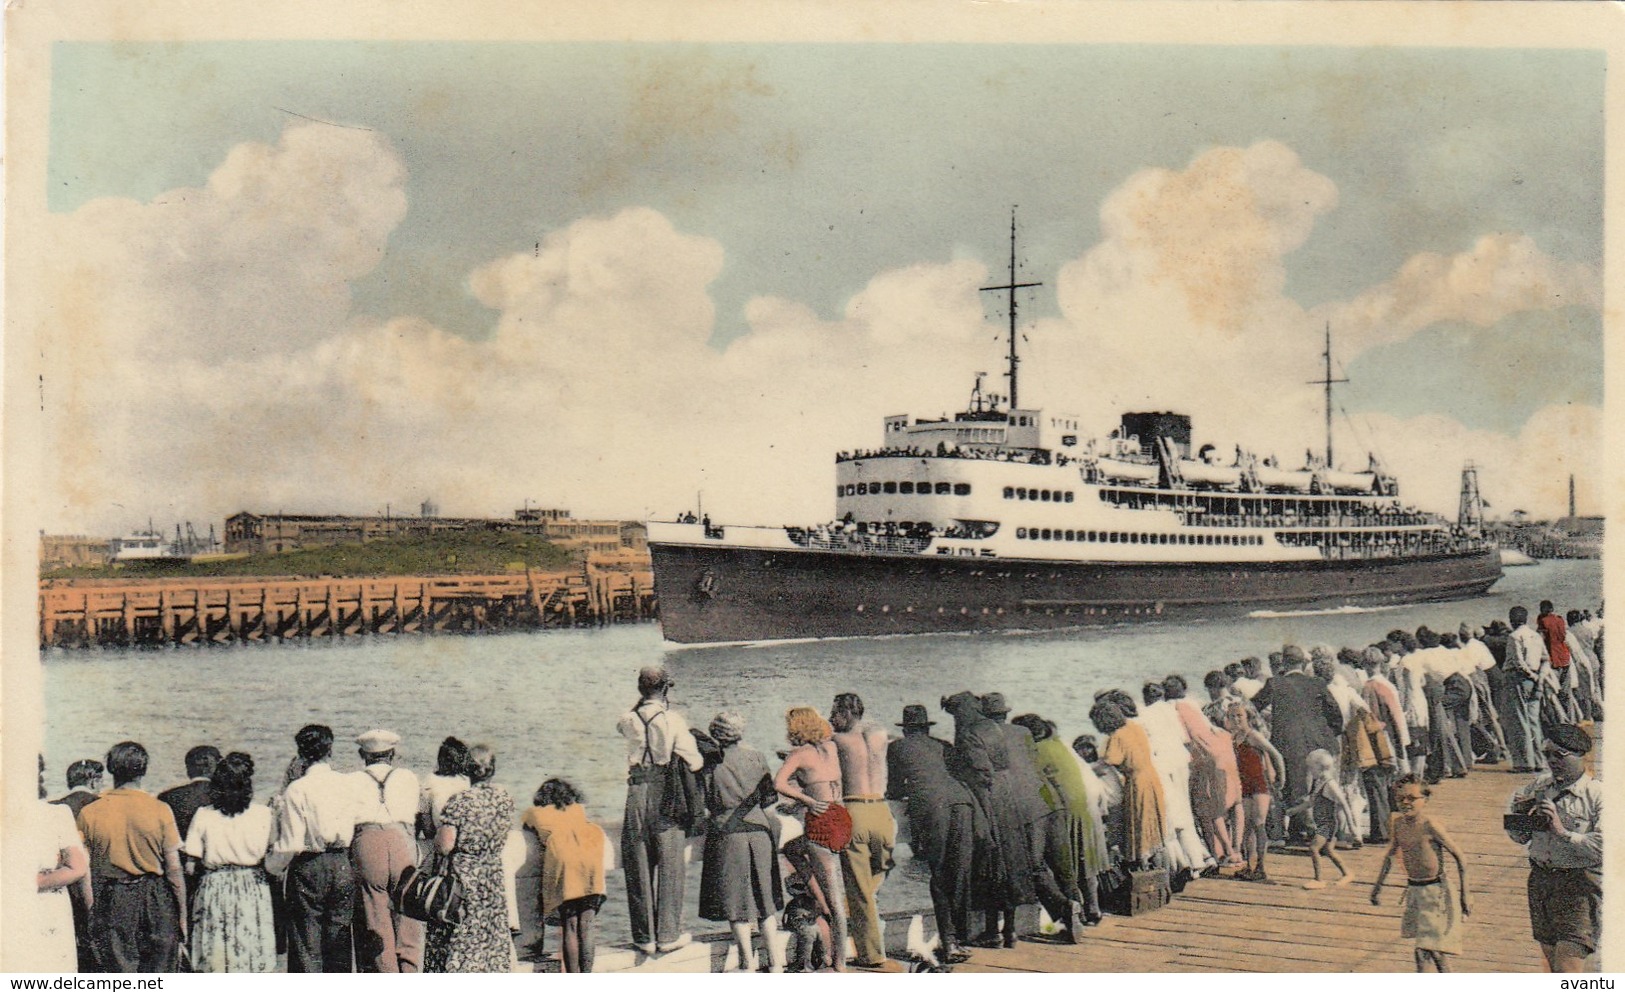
left=185, top=753, right=277, bottom=972
left=425, top=744, right=516, bottom=973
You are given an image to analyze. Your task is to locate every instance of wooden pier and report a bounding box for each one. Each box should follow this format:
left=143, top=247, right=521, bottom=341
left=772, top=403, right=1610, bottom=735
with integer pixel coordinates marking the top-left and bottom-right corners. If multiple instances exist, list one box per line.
left=39, top=563, right=656, bottom=648
left=955, top=752, right=1595, bottom=973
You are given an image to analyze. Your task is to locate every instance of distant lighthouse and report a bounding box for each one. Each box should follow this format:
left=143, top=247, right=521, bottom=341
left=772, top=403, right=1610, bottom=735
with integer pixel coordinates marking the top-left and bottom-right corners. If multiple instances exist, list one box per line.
left=1569, top=473, right=1576, bottom=520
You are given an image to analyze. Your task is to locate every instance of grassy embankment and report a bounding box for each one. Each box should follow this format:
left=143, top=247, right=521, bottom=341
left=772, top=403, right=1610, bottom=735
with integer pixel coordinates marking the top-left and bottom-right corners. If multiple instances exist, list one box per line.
left=42, top=532, right=575, bottom=580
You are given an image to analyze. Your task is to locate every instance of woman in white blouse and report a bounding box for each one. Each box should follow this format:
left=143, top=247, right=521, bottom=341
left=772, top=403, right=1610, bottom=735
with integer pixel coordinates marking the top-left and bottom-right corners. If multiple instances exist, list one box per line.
left=32, top=757, right=90, bottom=972
left=183, top=753, right=277, bottom=972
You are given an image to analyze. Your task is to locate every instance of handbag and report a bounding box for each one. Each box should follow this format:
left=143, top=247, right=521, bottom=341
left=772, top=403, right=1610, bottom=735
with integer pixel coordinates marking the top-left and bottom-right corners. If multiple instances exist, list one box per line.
left=394, top=854, right=464, bottom=925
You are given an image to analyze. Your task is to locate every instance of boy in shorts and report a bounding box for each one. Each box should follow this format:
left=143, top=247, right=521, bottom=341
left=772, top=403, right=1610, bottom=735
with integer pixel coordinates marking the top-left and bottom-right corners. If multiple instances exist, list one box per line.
left=1369, top=774, right=1471, bottom=972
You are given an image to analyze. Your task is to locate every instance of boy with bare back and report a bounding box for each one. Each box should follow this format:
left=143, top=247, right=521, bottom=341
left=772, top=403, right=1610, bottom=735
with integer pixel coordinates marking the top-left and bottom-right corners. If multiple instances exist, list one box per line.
left=1369, top=774, right=1471, bottom=972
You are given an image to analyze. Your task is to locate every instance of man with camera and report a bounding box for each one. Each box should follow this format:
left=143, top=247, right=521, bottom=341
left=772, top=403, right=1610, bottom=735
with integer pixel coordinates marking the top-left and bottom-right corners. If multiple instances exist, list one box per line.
left=1503, top=724, right=1602, bottom=973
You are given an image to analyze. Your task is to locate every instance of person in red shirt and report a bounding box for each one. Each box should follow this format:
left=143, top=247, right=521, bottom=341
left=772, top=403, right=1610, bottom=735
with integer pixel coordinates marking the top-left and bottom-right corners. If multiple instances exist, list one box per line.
left=1537, top=601, right=1581, bottom=721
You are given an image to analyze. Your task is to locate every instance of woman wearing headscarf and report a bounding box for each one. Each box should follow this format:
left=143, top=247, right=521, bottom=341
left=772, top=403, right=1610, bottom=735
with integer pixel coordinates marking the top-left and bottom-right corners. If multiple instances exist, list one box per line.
left=425, top=745, right=516, bottom=973
left=1091, top=698, right=1166, bottom=869
left=701, top=712, right=786, bottom=973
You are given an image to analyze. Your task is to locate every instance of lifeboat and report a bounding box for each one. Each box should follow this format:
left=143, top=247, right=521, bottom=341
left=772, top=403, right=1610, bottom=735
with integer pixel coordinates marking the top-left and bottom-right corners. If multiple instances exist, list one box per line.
left=1324, top=470, right=1379, bottom=494
left=1179, top=460, right=1242, bottom=488
left=1256, top=465, right=1314, bottom=492
left=1096, top=457, right=1160, bottom=484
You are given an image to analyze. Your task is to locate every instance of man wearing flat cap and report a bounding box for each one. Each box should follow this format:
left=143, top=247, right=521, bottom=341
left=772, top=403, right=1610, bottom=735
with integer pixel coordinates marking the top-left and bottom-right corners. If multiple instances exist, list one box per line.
left=940, top=691, right=1033, bottom=947
left=616, top=666, right=703, bottom=955
left=1504, top=724, right=1602, bottom=973
left=886, top=705, right=976, bottom=964
left=348, top=729, right=423, bottom=972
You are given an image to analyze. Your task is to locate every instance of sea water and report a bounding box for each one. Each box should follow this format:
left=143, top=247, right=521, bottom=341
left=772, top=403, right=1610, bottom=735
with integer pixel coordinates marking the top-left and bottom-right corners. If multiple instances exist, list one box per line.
left=40, top=558, right=1601, bottom=944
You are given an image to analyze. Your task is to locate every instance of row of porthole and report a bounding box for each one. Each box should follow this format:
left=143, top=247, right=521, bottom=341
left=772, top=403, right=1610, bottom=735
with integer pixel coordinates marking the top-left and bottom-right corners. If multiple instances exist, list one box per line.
left=1015, top=527, right=1264, bottom=546
left=850, top=604, right=1165, bottom=616
left=1004, top=487, right=1076, bottom=502
left=839, top=481, right=973, bottom=497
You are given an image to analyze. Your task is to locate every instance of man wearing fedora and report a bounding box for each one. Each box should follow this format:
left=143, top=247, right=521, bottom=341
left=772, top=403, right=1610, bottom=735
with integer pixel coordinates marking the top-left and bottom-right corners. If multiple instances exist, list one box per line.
left=348, top=729, right=423, bottom=973
left=616, top=666, right=703, bottom=955
left=1504, top=724, right=1602, bottom=973
left=886, top=704, right=976, bottom=964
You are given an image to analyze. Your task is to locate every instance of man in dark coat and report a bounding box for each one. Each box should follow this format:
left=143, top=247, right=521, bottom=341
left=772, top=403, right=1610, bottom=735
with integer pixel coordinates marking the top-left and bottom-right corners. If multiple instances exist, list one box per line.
left=1251, top=644, right=1344, bottom=840
left=158, top=745, right=221, bottom=840
left=982, top=693, right=1078, bottom=944
left=886, top=705, right=978, bottom=964
left=53, top=759, right=105, bottom=817
left=940, top=691, right=1034, bottom=947
left=159, top=744, right=221, bottom=918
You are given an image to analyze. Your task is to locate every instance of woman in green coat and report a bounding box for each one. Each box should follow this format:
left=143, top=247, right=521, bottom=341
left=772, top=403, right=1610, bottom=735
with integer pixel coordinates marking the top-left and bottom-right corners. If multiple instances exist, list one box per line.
left=1014, top=714, right=1109, bottom=926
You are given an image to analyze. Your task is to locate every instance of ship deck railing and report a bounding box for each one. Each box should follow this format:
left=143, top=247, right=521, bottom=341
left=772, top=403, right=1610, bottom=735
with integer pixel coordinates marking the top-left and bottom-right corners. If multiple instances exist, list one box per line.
left=786, top=531, right=934, bottom=555
left=836, top=447, right=1062, bottom=466
left=1184, top=512, right=1440, bottom=529
left=1296, top=537, right=1492, bottom=561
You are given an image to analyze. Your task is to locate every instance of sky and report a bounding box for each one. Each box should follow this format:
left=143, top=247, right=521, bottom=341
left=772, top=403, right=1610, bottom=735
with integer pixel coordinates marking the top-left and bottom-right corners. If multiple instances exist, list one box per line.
left=35, top=40, right=1604, bottom=534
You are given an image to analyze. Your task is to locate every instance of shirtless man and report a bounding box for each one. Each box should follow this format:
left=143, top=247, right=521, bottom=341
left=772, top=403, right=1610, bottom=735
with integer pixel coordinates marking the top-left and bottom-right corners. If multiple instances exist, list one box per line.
left=1369, top=775, right=1471, bottom=972
left=829, top=693, right=901, bottom=972
left=775, top=706, right=849, bottom=972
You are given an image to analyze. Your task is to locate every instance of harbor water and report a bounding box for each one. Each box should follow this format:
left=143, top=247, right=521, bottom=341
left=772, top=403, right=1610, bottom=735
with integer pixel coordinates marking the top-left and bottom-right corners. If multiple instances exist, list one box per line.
left=41, top=558, right=1601, bottom=945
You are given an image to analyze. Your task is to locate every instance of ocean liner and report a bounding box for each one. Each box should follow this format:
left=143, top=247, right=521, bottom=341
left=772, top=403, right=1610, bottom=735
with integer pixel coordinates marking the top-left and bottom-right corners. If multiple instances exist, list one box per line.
left=648, top=224, right=1501, bottom=645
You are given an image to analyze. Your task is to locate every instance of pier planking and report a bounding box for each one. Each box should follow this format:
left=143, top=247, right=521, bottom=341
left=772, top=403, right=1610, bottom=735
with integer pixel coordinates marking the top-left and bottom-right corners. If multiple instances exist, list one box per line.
left=953, top=744, right=1598, bottom=974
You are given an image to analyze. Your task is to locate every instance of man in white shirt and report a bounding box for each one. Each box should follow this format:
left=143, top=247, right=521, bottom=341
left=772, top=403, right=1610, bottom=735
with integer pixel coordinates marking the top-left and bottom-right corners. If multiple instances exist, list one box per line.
left=1459, top=625, right=1508, bottom=764
left=1503, top=606, right=1550, bottom=773
left=616, top=667, right=703, bottom=955
left=268, top=724, right=359, bottom=973
left=348, top=729, right=422, bottom=973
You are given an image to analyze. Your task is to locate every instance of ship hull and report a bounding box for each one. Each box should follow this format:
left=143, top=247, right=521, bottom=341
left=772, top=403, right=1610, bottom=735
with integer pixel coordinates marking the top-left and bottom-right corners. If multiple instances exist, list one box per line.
left=650, top=543, right=1503, bottom=644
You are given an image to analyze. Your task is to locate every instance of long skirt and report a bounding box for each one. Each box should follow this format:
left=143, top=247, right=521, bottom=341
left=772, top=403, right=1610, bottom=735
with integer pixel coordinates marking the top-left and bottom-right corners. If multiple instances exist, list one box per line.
left=700, top=827, right=783, bottom=923
left=191, top=866, right=276, bottom=973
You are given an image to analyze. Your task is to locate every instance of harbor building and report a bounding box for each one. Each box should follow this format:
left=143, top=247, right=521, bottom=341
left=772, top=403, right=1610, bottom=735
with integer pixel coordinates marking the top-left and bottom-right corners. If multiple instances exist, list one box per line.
left=224, top=507, right=629, bottom=557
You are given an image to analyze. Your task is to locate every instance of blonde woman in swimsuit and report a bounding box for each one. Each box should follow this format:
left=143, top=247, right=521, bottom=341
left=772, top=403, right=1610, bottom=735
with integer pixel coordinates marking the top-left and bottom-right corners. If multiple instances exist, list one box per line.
left=774, top=706, right=849, bottom=972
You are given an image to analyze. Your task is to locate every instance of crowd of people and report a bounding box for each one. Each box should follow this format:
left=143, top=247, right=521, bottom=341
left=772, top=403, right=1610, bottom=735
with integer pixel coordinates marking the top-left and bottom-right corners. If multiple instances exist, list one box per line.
left=27, top=599, right=1602, bottom=974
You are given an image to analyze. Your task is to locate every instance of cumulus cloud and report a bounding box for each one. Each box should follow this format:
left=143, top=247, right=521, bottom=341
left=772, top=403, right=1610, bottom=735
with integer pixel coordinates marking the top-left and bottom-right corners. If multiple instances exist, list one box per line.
left=36, top=131, right=1601, bottom=538
left=1321, top=233, right=1601, bottom=352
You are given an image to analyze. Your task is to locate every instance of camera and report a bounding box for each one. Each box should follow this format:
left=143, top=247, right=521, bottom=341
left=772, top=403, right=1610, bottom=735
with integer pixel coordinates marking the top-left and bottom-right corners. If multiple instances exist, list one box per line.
left=1503, top=813, right=1548, bottom=833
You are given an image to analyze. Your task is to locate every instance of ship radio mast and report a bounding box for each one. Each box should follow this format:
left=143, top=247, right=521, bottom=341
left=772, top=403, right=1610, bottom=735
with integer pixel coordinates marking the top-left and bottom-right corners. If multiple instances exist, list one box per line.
left=980, top=209, right=1042, bottom=410
left=1308, top=322, right=1348, bottom=468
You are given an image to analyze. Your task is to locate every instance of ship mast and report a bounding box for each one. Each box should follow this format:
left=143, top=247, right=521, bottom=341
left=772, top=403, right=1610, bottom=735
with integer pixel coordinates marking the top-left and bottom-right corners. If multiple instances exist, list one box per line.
left=1307, top=322, right=1347, bottom=468
left=980, top=209, right=1042, bottom=410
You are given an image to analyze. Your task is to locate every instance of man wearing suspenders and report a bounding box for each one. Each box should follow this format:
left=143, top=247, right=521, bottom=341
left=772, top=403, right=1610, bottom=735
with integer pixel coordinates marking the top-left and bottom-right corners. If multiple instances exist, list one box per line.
left=616, top=667, right=703, bottom=956
left=349, top=729, right=423, bottom=972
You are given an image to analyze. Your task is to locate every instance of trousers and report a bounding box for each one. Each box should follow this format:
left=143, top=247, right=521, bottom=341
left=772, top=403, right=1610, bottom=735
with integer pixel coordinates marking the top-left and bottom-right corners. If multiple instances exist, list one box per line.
left=1360, top=766, right=1393, bottom=841
left=622, top=776, right=687, bottom=947
left=841, top=801, right=897, bottom=965
left=93, top=875, right=180, bottom=973
left=1499, top=678, right=1545, bottom=770
left=1029, top=811, right=1080, bottom=926
left=351, top=825, right=423, bottom=972
left=286, top=851, right=355, bottom=973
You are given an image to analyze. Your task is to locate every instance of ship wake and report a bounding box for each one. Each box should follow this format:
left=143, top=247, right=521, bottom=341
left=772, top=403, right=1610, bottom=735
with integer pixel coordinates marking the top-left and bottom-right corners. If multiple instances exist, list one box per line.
left=1247, top=604, right=1405, bottom=619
